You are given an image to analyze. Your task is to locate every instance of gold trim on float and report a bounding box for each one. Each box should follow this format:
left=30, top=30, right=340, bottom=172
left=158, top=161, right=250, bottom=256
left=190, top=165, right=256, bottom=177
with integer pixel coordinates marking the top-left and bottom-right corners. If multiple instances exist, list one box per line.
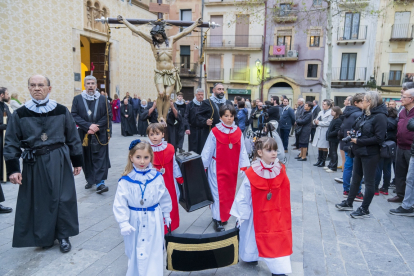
left=167, top=235, right=239, bottom=271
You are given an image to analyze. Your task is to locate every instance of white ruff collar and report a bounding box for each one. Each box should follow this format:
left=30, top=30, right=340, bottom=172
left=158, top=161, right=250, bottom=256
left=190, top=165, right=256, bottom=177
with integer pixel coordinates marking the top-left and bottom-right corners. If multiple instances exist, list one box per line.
left=215, top=120, right=237, bottom=134
left=81, top=90, right=100, bottom=101
left=149, top=139, right=167, bottom=152
left=25, top=94, right=57, bottom=114
left=251, top=158, right=281, bottom=179
left=175, top=99, right=185, bottom=105
left=127, top=163, right=158, bottom=182
left=193, top=98, right=201, bottom=106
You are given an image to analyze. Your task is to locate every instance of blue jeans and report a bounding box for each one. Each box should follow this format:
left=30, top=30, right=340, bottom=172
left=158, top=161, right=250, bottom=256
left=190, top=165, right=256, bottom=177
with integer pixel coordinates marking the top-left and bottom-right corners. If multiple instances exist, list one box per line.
left=280, top=128, right=290, bottom=150
left=343, top=152, right=362, bottom=193
left=375, top=157, right=392, bottom=190
left=402, top=157, right=414, bottom=209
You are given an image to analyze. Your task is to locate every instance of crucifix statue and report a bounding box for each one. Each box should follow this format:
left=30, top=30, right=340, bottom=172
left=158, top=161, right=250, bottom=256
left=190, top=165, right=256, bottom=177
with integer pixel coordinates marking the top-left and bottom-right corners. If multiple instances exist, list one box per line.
left=117, top=15, right=203, bottom=123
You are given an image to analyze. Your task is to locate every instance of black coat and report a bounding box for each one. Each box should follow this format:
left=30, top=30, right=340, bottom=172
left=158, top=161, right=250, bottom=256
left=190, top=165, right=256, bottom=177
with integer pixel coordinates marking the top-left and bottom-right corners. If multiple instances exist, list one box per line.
left=311, top=105, right=321, bottom=129
left=184, top=101, right=203, bottom=154
left=0, top=102, right=11, bottom=202
left=386, top=117, right=398, bottom=142
left=167, top=103, right=186, bottom=149
left=120, top=103, right=138, bottom=136
left=266, top=106, right=280, bottom=122
left=296, top=110, right=313, bottom=144
left=326, top=117, right=342, bottom=142
left=406, top=117, right=414, bottom=156
left=339, top=106, right=363, bottom=139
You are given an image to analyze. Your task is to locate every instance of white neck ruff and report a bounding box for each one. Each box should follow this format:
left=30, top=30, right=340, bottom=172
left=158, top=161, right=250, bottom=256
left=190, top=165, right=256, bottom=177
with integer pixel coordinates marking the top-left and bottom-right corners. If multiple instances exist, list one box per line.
left=215, top=120, right=237, bottom=134
left=251, top=158, right=282, bottom=179
left=127, top=163, right=158, bottom=182
left=149, top=139, right=167, bottom=152
left=81, top=90, right=100, bottom=101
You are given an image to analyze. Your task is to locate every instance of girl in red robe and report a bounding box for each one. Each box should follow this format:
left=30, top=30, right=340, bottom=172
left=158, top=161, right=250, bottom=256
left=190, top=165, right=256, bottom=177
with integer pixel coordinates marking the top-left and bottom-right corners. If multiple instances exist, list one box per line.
left=201, top=104, right=250, bottom=232
left=147, top=123, right=183, bottom=233
left=230, top=137, right=292, bottom=276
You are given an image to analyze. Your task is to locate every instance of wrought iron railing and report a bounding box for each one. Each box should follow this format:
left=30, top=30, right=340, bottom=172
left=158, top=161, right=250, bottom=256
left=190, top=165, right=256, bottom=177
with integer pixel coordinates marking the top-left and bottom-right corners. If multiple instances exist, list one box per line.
left=174, top=63, right=199, bottom=76
left=332, top=67, right=367, bottom=81
left=206, top=35, right=263, bottom=48
left=207, top=68, right=224, bottom=80
left=337, top=25, right=367, bottom=41
left=390, top=24, right=414, bottom=41
left=381, top=71, right=404, bottom=86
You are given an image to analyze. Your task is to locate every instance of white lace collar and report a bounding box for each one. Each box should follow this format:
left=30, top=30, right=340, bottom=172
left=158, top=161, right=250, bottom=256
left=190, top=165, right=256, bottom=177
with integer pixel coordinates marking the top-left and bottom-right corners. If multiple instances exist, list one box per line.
left=81, top=90, right=100, bottom=101
left=25, top=94, right=57, bottom=114
left=193, top=98, right=201, bottom=106
left=215, top=120, right=237, bottom=134
left=251, top=158, right=282, bottom=179
left=175, top=99, right=185, bottom=105
left=149, top=138, right=168, bottom=152
left=127, top=163, right=158, bottom=182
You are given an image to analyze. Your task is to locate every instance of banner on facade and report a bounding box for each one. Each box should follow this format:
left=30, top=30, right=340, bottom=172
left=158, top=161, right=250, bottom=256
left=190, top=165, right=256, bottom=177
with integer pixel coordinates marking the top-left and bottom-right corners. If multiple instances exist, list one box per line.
left=272, top=45, right=285, bottom=55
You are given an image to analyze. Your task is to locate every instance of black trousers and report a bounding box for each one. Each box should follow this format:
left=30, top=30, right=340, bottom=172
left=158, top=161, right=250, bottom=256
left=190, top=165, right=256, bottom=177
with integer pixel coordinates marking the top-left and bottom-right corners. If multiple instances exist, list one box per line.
left=310, top=128, right=316, bottom=142
left=328, top=141, right=339, bottom=169
left=395, top=147, right=412, bottom=198
left=347, top=153, right=380, bottom=210
left=295, top=133, right=299, bottom=148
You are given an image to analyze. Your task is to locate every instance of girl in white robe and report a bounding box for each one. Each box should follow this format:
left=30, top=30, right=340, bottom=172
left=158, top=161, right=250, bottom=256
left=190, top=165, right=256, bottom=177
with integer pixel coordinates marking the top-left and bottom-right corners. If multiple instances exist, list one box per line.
left=113, top=140, right=172, bottom=276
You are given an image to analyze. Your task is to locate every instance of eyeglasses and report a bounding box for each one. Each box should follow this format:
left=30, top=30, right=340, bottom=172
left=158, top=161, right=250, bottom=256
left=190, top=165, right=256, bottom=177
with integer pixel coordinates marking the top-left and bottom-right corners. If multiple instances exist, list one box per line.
left=29, top=84, right=48, bottom=88
left=401, top=96, right=413, bottom=99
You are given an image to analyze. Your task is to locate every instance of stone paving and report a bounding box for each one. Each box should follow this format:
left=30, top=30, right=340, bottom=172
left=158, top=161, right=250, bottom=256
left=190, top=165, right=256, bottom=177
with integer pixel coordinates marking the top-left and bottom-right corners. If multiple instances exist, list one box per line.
left=1, top=123, right=414, bottom=275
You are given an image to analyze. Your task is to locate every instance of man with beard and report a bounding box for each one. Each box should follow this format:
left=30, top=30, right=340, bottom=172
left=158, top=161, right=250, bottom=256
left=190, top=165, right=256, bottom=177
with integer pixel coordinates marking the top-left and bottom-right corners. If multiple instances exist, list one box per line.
left=0, top=87, right=12, bottom=213
left=71, top=75, right=112, bottom=193
left=5, top=75, right=83, bottom=252
left=120, top=98, right=138, bottom=137
left=167, top=92, right=186, bottom=153
left=184, top=88, right=204, bottom=154
left=197, top=83, right=235, bottom=148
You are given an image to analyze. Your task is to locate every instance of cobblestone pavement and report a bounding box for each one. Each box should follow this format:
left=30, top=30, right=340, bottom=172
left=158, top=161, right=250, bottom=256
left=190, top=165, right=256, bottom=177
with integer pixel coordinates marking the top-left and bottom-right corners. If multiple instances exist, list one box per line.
left=1, top=124, right=414, bottom=276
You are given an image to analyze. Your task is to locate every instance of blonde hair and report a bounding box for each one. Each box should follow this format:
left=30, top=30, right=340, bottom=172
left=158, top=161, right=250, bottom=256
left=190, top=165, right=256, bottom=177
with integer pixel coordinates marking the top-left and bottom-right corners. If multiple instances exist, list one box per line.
left=122, top=141, right=153, bottom=176
left=11, top=93, right=18, bottom=99
left=364, top=91, right=383, bottom=116
left=253, top=137, right=279, bottom=161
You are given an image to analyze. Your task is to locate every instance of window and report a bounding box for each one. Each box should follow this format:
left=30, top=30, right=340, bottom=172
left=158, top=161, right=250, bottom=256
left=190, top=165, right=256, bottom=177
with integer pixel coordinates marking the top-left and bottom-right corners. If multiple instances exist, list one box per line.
left=310, top=36, right=320, bottom=47
left=307, top=64, right=318, bottom=78
left=180, top=10, right=192, bottom=32
left=334, top=96, right=347, bottom=108
left=340, top=53, right=357, bottom=80
left=313, top=0, right=322, bottom=5
left=343, top=13, right=360, bottom=40
left=389, top=64, right=403, bottom=85
left=279, top=4, right=291, bottom=16
left=306, top=96, right=315, bottom=102
left=180, top=46, right=190, bottom=72
left=277, top=35, right=292, bottom=57
left=232, top=55, right=249, bottom=81
left=208, top=55, right=222, bottom=80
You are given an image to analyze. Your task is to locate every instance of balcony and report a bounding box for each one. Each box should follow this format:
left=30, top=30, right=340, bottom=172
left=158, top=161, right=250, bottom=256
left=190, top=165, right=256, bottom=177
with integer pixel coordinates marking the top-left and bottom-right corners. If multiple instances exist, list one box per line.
left=207, top=68, right=224, bottom=82
left=274, top=9, right=298, bottom=23
left=204, top=0, right=264, bottom=6
left=337, top=25, right=367, bottom=45
left=390, top=24, right=414, bottom=41
left=338, top=0, right=370, bottom=8
left=205, top=35, right=263, bottom=50
left=331, top=67, right=367, bottom=87
left=381, top=71, right=404, bottom=86
left=174, top=63, right=199, bottom=77
left=230, top=68, right=250, bottom=83
left=268, top=46, right=299, bottom=61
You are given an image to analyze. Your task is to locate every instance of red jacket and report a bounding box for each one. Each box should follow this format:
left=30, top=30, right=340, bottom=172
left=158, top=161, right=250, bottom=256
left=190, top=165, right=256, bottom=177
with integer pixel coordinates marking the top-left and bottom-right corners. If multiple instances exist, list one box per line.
left=397, top=107, right=414, bottom=150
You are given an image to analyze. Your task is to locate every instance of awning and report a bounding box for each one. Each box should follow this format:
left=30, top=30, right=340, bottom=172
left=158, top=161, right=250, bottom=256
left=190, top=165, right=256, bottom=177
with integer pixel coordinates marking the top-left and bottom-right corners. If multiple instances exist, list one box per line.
left=227, top=88, right=251, bottom=95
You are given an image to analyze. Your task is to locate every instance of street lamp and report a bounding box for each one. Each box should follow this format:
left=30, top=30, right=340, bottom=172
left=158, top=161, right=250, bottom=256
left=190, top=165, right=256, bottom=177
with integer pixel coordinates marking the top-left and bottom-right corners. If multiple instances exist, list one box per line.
left=256, top=59, right=262, bottom=82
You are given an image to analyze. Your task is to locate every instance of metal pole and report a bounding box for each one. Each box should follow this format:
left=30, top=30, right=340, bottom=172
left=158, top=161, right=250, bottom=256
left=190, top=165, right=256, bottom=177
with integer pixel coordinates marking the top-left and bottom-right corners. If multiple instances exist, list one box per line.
left=95, top=17, right=219, bottom=29
left=199, top=0, right=204, bottom=89
left=157, top=0, right=162, bottom=19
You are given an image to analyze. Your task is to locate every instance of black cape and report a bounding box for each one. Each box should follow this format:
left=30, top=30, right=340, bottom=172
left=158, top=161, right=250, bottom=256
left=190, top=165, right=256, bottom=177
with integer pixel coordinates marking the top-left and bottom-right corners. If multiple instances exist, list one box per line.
left=121, top=103, right=138, bottom=136
left=0, top=102, right=11, bottom=202
left=4, top=104, right=83, bottom=247
left=184, top=101, right=203, bottom=154
left=167, top=102, right=186, bottom=149
left=138, top=103, right=158, bottom=136
left=71, top=94, right=112, bottom=185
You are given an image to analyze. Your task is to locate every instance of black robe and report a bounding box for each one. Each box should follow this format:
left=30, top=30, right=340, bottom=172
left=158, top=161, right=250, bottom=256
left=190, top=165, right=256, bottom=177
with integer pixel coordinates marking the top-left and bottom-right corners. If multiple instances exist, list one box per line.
left=184, top=101, right=203, bottom=154
left=71, top=95, right=112, bottom=185
left=4, top=104, right=83, bottom=247
left=138, top=104, right=158, bottom=136
left=196, top=98, right=235, bottom=150
left=121, top=103, right=138, bottom=136
left=167, top=102, right=186, bottom=149
left=0, top=102, right=11, bottom=202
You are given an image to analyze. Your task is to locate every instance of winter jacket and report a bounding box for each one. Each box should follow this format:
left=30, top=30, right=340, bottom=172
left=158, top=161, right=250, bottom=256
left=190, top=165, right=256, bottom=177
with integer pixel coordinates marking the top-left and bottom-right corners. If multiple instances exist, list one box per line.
left=407, top=117, right=414, bottom=156
left=326, top=117, right=342, bottom=143
left=386, top=117, right=398, bottom=142
left=351, top=103, right=388, bottom=156
left=312, top=109, right=333, bottom=148
left=339, top=106, right=363, bottom=139
left=397, top=107, right=414, bottom=150
left=295, top=104, right=305, bottom=120
left=279, top=105, right=295, bottom=130
left=296, top=110, right=312, bottom=144
left=131, top=98, right=140, bottom=110
left=237, top=108, right=248, bottom=132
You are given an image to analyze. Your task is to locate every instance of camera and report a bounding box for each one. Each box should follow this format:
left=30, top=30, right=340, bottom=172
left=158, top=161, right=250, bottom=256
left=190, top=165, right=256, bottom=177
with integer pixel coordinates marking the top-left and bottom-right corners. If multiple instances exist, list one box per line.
left=342, top=129, right=357, bottom=143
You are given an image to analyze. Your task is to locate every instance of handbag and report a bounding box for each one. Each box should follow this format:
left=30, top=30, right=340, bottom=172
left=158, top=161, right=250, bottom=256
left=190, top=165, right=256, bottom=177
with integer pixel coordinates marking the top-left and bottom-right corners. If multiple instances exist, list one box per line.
left=165, top=227, right=239, bottom=272
left=295, top=125, right=303, bottom=135
left=380, top=140, right=396, bottom=159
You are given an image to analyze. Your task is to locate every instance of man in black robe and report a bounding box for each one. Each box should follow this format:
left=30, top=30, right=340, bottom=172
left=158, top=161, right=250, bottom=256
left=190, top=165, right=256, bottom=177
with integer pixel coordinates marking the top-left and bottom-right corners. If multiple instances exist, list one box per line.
left=196, top=83, right=235, bottom=149
left=184, top=88, right=204, bottom=154
left=167, top=92, right=186, bottom=153
left=71, top=75, right=112, bottom=194
left=0, top=87, right=12, bottom=213
left=121, top=99, right=138, bottom=136
left=5, top=75, right=83, bottom=252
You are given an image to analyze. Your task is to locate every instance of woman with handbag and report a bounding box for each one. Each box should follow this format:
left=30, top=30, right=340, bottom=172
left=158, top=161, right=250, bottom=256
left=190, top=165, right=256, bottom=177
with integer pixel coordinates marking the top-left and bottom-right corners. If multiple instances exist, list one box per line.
left=294, top=101, right=313, bottom=161
left=335, top=91, right=387, bottom=218
left=312, top=100, right=334, bottom=167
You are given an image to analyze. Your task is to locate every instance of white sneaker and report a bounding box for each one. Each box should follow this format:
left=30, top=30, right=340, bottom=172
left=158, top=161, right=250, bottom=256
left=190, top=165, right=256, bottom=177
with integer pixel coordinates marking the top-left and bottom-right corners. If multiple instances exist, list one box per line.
left=334, top=177, right=343, bottom=183
left=326, top=169, right=336, bottom=173
left=323, top=167, right=330, bottom=170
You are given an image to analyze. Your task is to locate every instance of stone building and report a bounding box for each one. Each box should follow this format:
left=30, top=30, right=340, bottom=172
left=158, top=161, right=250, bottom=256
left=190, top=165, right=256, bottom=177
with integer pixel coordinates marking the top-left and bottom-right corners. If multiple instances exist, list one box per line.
left=0, top=0, right=158, bottom=108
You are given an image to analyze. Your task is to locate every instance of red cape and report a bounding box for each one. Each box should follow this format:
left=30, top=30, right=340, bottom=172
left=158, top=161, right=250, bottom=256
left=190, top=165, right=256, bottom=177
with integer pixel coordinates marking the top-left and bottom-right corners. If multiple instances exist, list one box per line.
left=245, top=165, right=292, bottom=258
left=212, top=127, right=242, bottom=222
left=153, top=144, right=179, bottom=233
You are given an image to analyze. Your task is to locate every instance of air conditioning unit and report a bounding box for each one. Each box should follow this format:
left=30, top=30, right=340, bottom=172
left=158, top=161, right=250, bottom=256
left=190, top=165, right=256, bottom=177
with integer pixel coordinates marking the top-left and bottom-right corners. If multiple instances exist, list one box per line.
left=287, top=50, right=298, bottom=58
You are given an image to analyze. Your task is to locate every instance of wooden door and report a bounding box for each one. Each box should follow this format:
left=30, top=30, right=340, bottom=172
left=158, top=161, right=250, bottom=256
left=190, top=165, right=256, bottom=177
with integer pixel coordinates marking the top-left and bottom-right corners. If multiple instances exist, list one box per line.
left=235, top=15, right=249, bottom=47
left=89, top=43, right=110, bottom=95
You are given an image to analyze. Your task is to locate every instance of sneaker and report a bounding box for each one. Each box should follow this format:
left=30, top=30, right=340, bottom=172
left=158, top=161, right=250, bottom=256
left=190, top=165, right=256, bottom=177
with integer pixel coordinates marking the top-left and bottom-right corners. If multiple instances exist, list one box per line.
left=389, top=206, right=414, bottom=217
left=323, top=166, right=330, bottom=170
left=96, top=184, right=109, bottom=194
left=335, top=200, right=353, bottom=211
left=326, top=169, right=336, bottom=173
left=374, top=190, right=379, bottom=196
left=379, top=188, right=388, bottom=195
left=343, top=191, right=349, bottom=198
left=350, top=207, right=370, bottom=219
left=355, top=193, right=364, bottom=202
left=334, top=177, right=343, bottom=184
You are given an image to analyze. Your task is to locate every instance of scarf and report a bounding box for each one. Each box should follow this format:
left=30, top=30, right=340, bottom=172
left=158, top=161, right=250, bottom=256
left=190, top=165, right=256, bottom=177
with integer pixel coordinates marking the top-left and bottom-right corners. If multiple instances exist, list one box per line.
left=192, top=98, right=201, bottom=106
left=141, top=104, right=147, bottom=109
left=81, top=90, right=100, bottom=101
left=24, top=94, right=57, bottom=114
left=11, top=97, right=22, bottom=105
left=175, top=99, right=185, bottom=105
left=210, top=95, right=226, bottom=105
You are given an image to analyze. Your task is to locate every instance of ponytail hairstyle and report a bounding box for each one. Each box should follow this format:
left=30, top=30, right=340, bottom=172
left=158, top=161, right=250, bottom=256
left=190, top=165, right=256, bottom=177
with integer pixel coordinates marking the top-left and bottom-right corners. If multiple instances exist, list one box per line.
left=253, top=137, right=278, bottom=162
left=122, top=139, right=154, bottom=176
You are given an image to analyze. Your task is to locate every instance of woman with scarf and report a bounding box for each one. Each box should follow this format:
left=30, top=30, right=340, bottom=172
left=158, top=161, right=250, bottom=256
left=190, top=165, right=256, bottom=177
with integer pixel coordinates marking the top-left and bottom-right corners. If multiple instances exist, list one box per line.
left=111, top=94, right=121, bottom=123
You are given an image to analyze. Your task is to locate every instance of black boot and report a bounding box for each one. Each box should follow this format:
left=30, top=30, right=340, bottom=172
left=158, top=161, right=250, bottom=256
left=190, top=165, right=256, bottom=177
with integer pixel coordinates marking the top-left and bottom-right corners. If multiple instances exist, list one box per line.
left=213, top=219, right=225, bottom=232
left=317, top=151, right=328, bottom=167
left=313, top=150, right=322, bottom=166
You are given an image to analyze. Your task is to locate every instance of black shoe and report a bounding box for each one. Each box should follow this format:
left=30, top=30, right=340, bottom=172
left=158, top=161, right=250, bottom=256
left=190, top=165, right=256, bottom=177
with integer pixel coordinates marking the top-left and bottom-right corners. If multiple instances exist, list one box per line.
left=0, top=204, right=12, bottom=213
left=335, top=200, right=353, bottom=211
left=58, top=238, right=71, bottom=253
left=213, top=220, right=225, bottom=232
left=272, top=274, right=287, bottom=276
left=179, top=148, right=185, bottom=153
left=222, top=221, right=228, bottom=226
left=85, top=183, right=93, bottom=189
left=390, top=206, right=414, bottom=216
left=245, top=261, right=258, bottom=265
left=96, top=184, right=109, bottom=194
left=297, top=158, right=307, bottom=161
left=350, top=207, right=370, bottom=219
left=294, top=156, right=302, bottom=159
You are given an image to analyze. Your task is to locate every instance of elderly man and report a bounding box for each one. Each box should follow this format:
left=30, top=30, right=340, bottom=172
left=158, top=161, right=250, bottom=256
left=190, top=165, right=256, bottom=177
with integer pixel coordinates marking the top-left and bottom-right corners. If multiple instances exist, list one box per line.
left=184, top=88, right=204, bottom=154
left=71, top=75, right=112, bottom=194
left=4, top=75, right=83, bottom=252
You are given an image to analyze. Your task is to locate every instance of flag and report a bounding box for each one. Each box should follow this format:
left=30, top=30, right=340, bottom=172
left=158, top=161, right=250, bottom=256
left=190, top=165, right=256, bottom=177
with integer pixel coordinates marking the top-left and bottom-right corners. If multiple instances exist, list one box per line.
left=91, top=62, right=95, bottom=76
left=273, top=45, right=285, bottom=55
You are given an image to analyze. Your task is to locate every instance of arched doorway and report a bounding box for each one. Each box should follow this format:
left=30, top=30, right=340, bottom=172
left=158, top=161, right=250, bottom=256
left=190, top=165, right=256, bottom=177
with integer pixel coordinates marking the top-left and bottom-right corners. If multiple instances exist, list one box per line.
left=268, top=82, right=294, bottom=107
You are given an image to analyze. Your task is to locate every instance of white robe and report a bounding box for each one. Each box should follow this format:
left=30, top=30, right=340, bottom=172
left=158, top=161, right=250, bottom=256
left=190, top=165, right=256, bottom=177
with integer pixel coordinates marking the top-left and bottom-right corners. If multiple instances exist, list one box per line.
left=113, top=164, right=172, bottom=276
left=201, top=121, right=250, bottom=221
left=230, top=173, right=292, bottom=275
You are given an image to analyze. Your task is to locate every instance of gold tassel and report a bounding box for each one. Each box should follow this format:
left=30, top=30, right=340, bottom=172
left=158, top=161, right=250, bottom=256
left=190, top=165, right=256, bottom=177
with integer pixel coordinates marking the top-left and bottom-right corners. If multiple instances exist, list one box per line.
left=82, top=134, right=89, bottom=147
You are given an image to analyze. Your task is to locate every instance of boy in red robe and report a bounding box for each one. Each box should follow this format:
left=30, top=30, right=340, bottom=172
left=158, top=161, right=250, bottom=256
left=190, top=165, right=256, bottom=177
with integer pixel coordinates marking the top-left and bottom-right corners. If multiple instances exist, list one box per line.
left=201, top=104, right=250, bottom=232
left=147, top=123, right=183, bottom=233
left=231, top=137, right=292, bottom=276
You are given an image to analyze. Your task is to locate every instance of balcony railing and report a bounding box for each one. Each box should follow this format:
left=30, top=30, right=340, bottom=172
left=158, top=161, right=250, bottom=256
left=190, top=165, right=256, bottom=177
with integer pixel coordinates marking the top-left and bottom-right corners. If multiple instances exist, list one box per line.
left=381, top=71, right=404, bottom=86
left=206, top=35, right=263, bottom=48
left=390, top=24, right=414, bottom=41
left=268, top=46, right=299, bottom=61
left=274, top=9, right=298, bottom=23
left=332, top=67, right=367, bottom=82
left=230, top=68, right=250, bottom=82
left=174, top=63, right=199, bottom=77
left=337, top=25, right=367, bottom=43
left=204, top=0, right=262, bottom=4
left=338, top=0, right=370, bottom=8
left=207, top=68, right=224, bottom=80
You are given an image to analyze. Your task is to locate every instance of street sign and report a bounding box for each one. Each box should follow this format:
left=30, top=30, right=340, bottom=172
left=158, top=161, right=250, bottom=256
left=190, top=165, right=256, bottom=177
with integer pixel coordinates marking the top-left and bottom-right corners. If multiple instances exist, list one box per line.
left=227, top=89, right=251, bottom=95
